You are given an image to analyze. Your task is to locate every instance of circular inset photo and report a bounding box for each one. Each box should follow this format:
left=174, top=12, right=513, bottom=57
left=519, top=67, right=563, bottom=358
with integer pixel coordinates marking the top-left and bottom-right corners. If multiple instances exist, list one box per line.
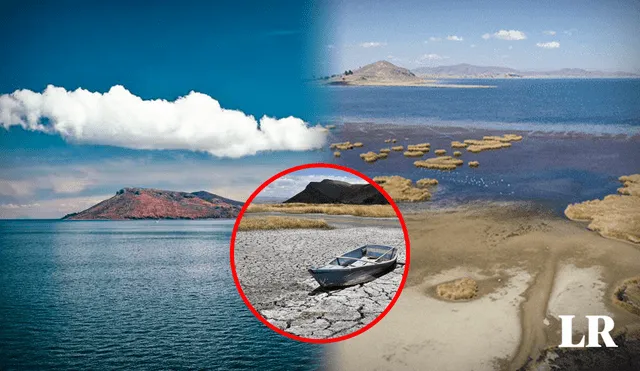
left=230, top=164, right=409, bottom=343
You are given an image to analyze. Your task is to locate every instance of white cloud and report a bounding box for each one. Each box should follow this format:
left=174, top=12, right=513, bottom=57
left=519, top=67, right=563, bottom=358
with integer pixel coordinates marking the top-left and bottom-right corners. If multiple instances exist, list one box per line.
left=359, top=42, right=386, bottom=48
left=427, top=37, right=442, bottom=42
left=420, top=53, right=447, bottom=61
left=0, top=85, right=326, bottom=158
left=447, top=35, right=463, bottom=41
left=0, top=195, right=111, bottom=219
left=258, top=174, right=367, bottom=199
left=536, top=41, right=560, bottom=49
left=543, top=30, right=556, bottom=35
left=486, top=30, right=527, bottom=41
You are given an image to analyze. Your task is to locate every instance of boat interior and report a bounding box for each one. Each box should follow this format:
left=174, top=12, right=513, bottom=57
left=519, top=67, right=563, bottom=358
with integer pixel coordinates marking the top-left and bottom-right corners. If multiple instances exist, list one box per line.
left=328, top=245, right=396, bottom=268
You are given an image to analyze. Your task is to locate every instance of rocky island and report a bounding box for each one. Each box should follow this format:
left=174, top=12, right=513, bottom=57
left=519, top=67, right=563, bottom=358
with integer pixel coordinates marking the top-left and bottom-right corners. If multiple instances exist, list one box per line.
left=62, top=187, right=243, bottom=220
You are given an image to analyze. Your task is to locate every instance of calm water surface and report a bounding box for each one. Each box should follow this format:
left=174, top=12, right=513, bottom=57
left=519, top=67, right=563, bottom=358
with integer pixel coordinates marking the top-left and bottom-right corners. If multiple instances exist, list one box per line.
left=0, top=220, right=322, bottom=370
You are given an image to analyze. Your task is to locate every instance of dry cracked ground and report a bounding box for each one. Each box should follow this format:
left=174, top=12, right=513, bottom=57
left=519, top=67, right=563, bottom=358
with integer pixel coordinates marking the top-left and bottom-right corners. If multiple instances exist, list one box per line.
left=234, top=223, right=406, bottom=339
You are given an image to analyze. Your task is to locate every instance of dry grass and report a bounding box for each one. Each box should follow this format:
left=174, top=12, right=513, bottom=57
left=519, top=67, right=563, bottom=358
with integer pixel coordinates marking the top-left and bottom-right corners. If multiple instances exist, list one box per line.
left=483, top=134, right=523, bottom=142
left=414, top=156, right=464, bottom=171
left=416, top=178, right=438, bottom=187
left=238, top=216, right=333, bottom=231
left=374, top=176, right=431, bottom=202
left=469, top=161, right=480, bottom=168
left=404, top=151, right=425, bottom=157
left=407, top=143, right=430, bottom=152
left=565, top=174, right=640, bottom=244
left=246, top=202, right=396, bottom=217
left=391, top=145, right=404, bottom=151
left=330, top=141, right=355, bottom=150
left=453, top=151, right=462, bottom=157
left=435, top=149, right=447, bottom=156
left=451, top=141, right=468, bottom=148
left=333, top=151, right=341, bottom=157
left=360, top=151, right=388, bottom=163
left=465, top=140, right=511, bottom=153
left=436, top=278, right=478, bottom=301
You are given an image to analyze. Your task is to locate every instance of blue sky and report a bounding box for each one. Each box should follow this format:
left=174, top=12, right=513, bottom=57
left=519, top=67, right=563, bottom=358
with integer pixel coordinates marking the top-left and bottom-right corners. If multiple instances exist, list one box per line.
left=326, top=0, right=640, bottom=73
left=0, top=0, right=328, bottom=218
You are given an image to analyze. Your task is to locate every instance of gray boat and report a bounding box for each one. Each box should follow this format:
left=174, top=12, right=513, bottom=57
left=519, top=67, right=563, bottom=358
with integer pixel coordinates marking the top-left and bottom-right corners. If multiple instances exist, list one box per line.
left=307, top=245, right=398, bottom=288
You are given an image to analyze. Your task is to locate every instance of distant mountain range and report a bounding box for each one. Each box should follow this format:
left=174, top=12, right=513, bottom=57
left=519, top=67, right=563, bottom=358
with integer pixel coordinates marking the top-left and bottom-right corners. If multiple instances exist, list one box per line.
left=284, top=179, right=388, bottom=205
left=412, top=63, right=639, bottom=78
left=62, top=188, right=243, bottom=220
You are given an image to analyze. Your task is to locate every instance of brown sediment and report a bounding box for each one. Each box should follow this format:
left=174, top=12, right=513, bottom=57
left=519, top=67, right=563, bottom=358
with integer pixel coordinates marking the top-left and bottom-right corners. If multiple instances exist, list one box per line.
left=333, top=203, right=640, bottom=371
left=414, top=156, right=463, bottom=170
left=564, top=174, right=640, bottom=244
left=391, top=145, right=404, bottom=151
left=469, top=161, right=479, bottom=167
left=333, top=151, right=341, bottom=157
left=416, top=178, right=438, bottom=188
left=453, top=151, right=462, bottom=157
left=436, top=278, right=478, bottom=300
left=613, top=276, right=640, bottom=316
left=373, top=176, right=431, bottom=202
left=403, top=151, right=425, bottom=157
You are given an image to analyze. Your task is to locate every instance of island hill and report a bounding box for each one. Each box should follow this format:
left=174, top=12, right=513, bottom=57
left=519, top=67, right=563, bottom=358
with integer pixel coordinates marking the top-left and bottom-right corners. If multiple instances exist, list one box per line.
left=284, top=179, right=388, bottom=205
left=321, top=60, right=638, bottom=86
left=62, top=187, right=243, bottom=220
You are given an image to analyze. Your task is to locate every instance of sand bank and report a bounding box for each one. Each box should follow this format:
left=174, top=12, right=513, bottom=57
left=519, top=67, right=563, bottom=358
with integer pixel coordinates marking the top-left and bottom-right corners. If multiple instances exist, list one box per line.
left=331, top=203, right=640, bottom=370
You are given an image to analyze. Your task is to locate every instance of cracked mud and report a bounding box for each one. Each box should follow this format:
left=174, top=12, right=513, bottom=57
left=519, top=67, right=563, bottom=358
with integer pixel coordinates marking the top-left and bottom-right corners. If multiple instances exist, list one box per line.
left=234, top=225, right=406, bottom=339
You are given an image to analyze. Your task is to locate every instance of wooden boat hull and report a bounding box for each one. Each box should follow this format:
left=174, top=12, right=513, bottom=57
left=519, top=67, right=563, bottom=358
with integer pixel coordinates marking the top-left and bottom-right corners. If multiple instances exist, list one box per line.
left=308, top=245, right=398, bottom=288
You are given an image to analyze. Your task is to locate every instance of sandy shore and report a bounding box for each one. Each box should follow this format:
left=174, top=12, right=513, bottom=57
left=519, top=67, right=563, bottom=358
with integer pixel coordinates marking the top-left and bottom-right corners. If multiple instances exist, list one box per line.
left=234, top=215, right=406, bottom=339
left=329, top=203, right=640, bottom=370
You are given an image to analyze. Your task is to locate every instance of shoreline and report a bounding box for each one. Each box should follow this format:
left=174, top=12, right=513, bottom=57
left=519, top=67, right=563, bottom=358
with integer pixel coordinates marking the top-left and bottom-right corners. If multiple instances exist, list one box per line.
left=331, top=202, right=640, bottom=370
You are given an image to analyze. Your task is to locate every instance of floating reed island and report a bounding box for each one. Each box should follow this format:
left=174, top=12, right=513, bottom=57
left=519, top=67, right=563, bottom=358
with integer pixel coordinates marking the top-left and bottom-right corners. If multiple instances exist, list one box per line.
left=468, top=161, right=480, bottom=168
left=414, top=156, right=464, bottom=170
left=360, top=151, right=388, bottom=163
left=373, top=176, right=432, bottom=202
left=330, top=141, right=355, bottom=150
left=565, top=174, right=640, bottom=244
left=404, top=151, right=425, bottom=157
left=416, top=178, right=438, bottom=187
left=434, top=149, right=447, bottom=156
left=334, top=151, right=341, bottom=157
left=391, top=145, right=404, bottom=151
left=407, top=143, right=430, bottom=152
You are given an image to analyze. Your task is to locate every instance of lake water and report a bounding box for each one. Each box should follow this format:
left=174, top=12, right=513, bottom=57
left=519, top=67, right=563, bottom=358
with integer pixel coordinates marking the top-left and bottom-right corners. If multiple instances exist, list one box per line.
left=325, top=79, right=640, bottom=135
left=324, top=79, right=640, bottom=212
left=0, top=220, right=322, bottom=370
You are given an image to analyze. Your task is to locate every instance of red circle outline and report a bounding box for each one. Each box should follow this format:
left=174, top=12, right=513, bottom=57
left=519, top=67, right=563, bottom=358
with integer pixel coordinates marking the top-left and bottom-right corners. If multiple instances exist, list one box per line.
left=229, top=163, right=411, bottom=344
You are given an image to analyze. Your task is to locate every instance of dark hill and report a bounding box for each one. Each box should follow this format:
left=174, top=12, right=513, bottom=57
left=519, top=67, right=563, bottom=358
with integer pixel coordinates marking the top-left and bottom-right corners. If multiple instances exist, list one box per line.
left=62, top=188, right=243, bottom=220
left=284, top=179, right=388, bottom=205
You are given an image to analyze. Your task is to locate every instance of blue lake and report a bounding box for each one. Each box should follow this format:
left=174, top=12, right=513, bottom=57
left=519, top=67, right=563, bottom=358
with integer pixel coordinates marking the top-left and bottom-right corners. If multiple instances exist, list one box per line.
left=0, top=220, right=323, bottom=370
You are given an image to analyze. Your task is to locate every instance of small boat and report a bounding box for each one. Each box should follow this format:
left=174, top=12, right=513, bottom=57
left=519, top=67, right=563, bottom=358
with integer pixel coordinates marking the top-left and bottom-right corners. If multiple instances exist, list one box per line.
left=308, top=245, right=398, bottom=288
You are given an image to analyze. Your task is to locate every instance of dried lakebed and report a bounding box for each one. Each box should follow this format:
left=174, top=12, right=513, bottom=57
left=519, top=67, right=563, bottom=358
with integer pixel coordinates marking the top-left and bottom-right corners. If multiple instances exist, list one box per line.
left=234, top=222, right=406, bottom=339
